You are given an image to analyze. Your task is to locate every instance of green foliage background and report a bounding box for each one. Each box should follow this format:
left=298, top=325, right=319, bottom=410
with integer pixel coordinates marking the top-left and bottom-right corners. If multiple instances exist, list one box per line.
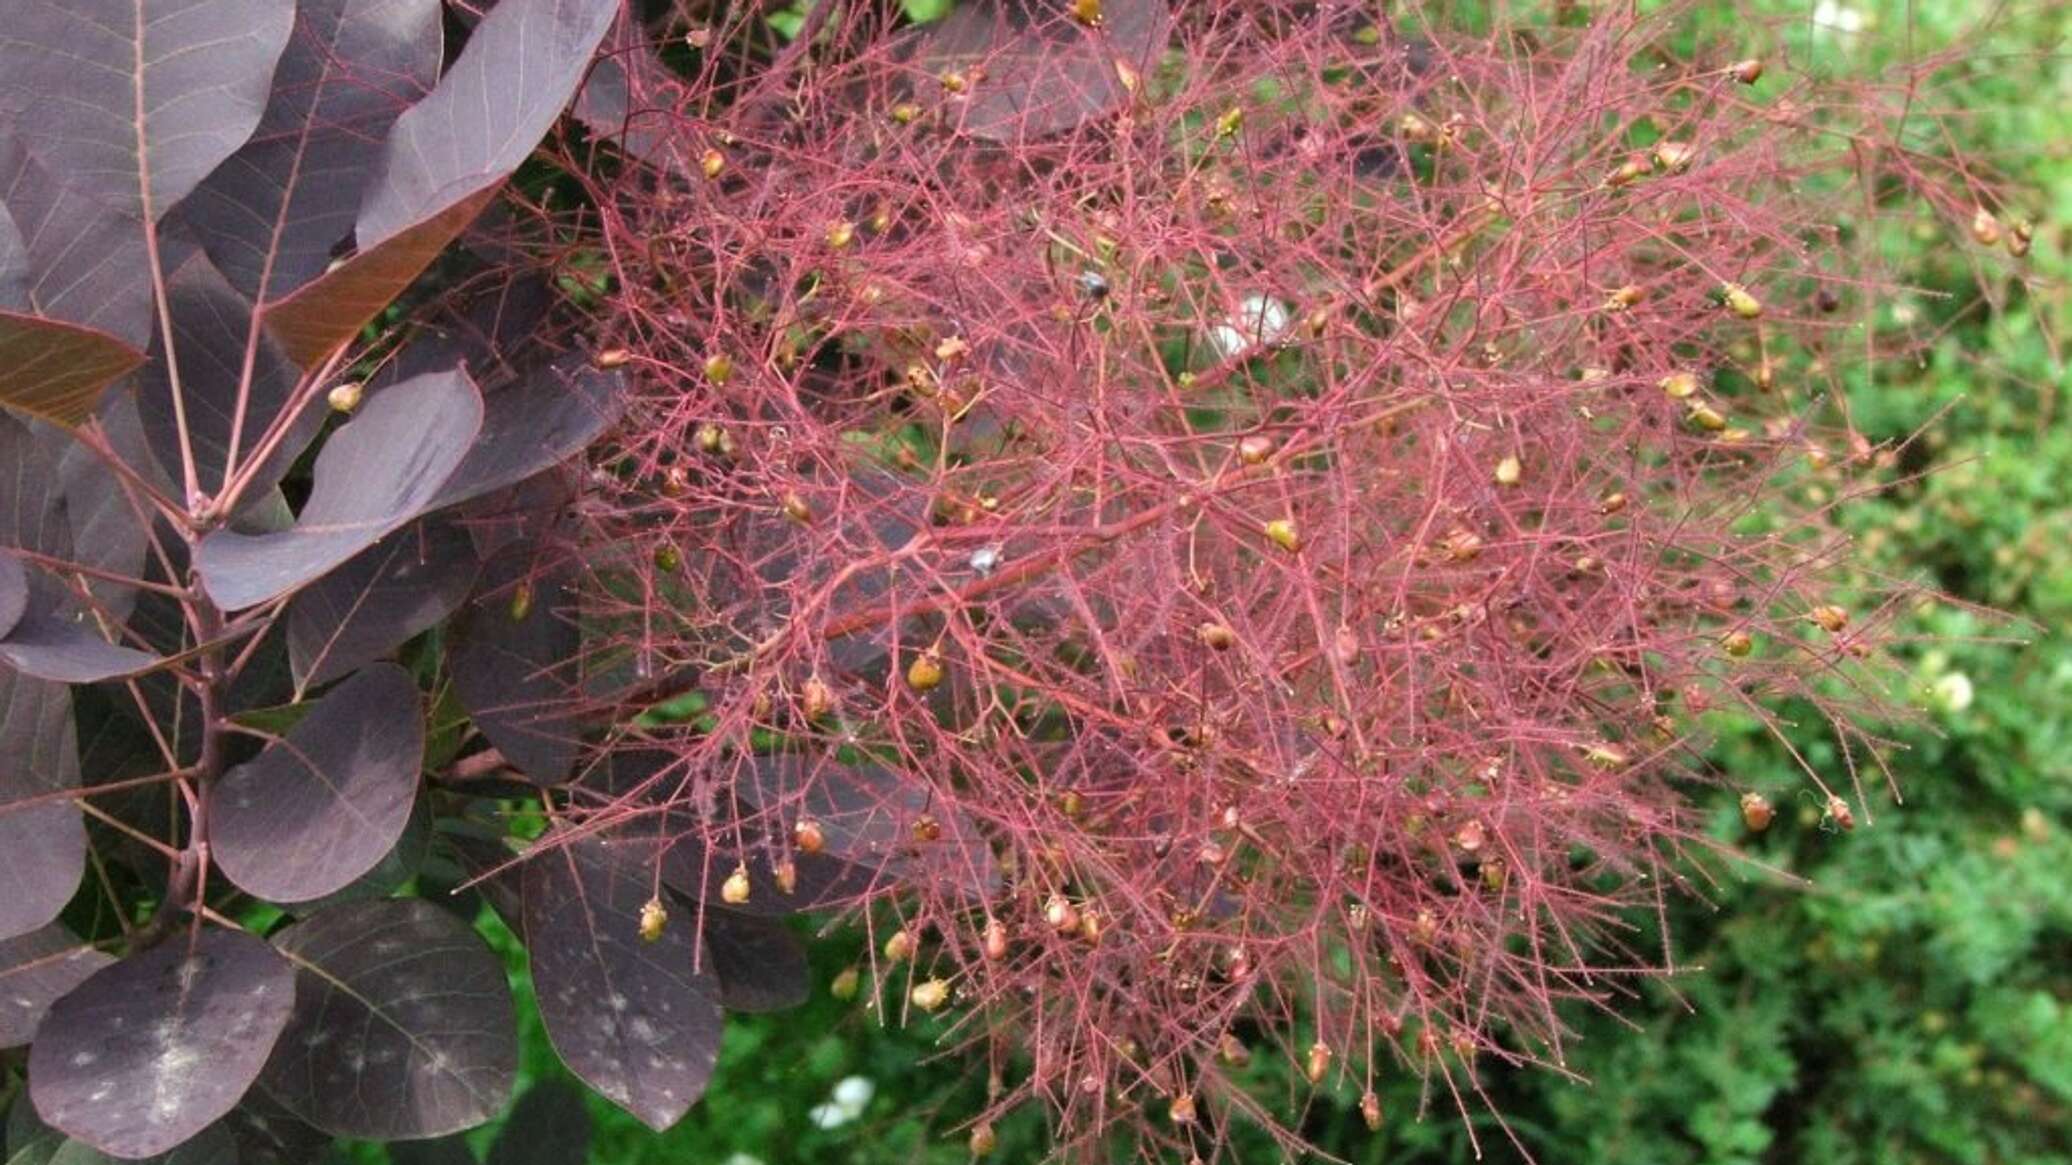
left=378, top=3, right=2069, bottom=1162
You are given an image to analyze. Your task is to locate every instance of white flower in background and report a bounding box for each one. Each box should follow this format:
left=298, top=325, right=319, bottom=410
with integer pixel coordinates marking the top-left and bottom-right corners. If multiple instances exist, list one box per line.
left=809, top=1075, right=877, bottom=1129
left=1931, top=670, right=1974, bottom=714
left=722, top=1156, right=765, bottom=1165
left=1209, top=293, right=1292, bottom=358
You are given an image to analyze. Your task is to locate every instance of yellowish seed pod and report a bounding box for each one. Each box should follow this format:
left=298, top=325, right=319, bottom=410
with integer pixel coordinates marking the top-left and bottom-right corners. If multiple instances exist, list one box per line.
left=782, top=491, right=813, bottom=524
left=1454, top=819, right=1486, bottom=852
left=1494, top=455, right=1522, bottom=486
left=1237, top=433, right=1275, bottom=464
left=1604, top=156, right=1652, bottom=188
left=800, top=677, right=834, bottom=721
left=884, top=929, right=916, bottom=963
left=910, top=978, right=951, bottom=1012
left=1584, top=743, right=1628, bottom=770
left=830, top=965, right=861, bottom=1000
left=653, top=542, right=682, bottom=573
left=1688, top=403, right=1728, bottom=432
left=1305, top=1041, right=1333, bottom=1084
left=794, top=815, right=826, bottom=853
left=695, top=423, right=725, bottom=454
left=508, top=582, right=534, bottom=622
left=1044, top=895, right=1081, bottom=935
left=1970, top=207, right=2002, bottom=247
left=1605, top=284, right=1643, bottom=310
left=1722, top=630, right=1754, bottom=657
left=721, top=866, right=751, bottom=905
left=968, top=1122, right=997, bottom=1156
left=1731, top=58, right=1764, bottom=84
left=1652, top=140, right=1696, bottom=173
left=1810, top=604, right=1850, bottom=632
left=890, top=102, right=919, bottom=125
left=700, top=149, right=725, bottom=179
left=2007, top=218, right=2033, bottom=258
left=939, top=69, right=968, bottom=94
left=1660, top=371, right=1700, bottom=399
left=1215, top=106, right=1244, bottom=138
left=1070, top=0, right=1103, bottom=24
left=1170, top=1092, right=1197, bottom=1125
left=1600, top=491, right=1629, bottom=515
left=702, top=352, right=734, bottom=386
left=982, top=917, right=1008, bottom=961
left=1361, top=1090, right=1384, bottom=1131
left=906, top=650, right=945, bottom=692
left=638, top=895, right=668, bottom=942
left=1740, top=791, right=1774, bottom=831
left=593, top=348, right=631, bottom=370
left=826, top=220, right=856, bottom=250
left=1264, top=518, right=1301, bottom=552
left=327, top=381, right=364, bottom=414
left=1723, top=283, right=1763, bottom=319
left=1219, top=1032, right=1251, bottom=1066
left=774, top=860, right=798, bottom=895
left=1197, top=622, right=1237, bottom=651
left=1400, top=112, right=1438, bottom=144
left=1827, top=794, right=1855, bottom=831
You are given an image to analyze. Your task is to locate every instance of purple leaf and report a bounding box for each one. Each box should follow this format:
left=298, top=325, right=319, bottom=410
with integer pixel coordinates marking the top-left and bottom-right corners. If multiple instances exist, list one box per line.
left=27, top=928, right=295, bottom=1159
left=483, top=1080, right=591, bottom=1165
left=45, top=1123, right=239, bottom=1164
left=211, top=664, right=424, bottom=905
left=448, top=549, right=583, bottom=785
left=220, top=1090, right=330, bottom=1165
left=261, top=899, right=517, bottom=1139
left=923, top=0, right=1170, bottom=142
left=700, top=910, right=809, bottom=1014
left=737, top=755, right=1000, bottom=902
left=56, top=388, right=161, bottom=622
left=264, top=0, right=619, bottom=365
left=523, top=836, right=723, bottom=1131
left=572, top=16, right=693, bottom=174
left=286, top=517, right=480, bottom=690
left=0, top=0, right=292, bottom=221
left=136, top=251, right=321, bottom=502
left=0, top=313, right=147, bottom=427
left=0, top=134, right=153, bottom=351
left=429, top=358, right=623, bottom=512
left=0, top=203, right=24, bottom=309
left=197, top=368, right=484, bottom=611
left=0, top=925, right=113, bottom=1048
left=0, top=551, right=24, bottom=639
left=0, top=613, right=164, bottom=684
left=0, top=670, right=82, bottom=942
left=173, top=0, right=444, bottom=304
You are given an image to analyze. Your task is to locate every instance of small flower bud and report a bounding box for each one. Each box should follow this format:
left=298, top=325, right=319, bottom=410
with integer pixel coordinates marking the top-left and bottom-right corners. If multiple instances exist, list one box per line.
left=1237, top=433, right=1275, bottom=464
left=826, top=220, right=856, bottom=250
left=1722, top=629, right=1754, bottom=657
left=1044, top=895, right=1081, bottom=934
left=1197, top=621, right=1237, bottom=650
left=1170, top=1092, right=1197, bottom=1124
left=1731, top=58, right=1764, bottom=84
left=1723, top=283, right=1763, bottom=319
left=327, top=382, right=363, bottom=414
left=910, top=978, right=951, bottom=1012
left=1652, top=140, right=1696, bottom=173
left=1826, top=794, right=1855, bottom=831
left=982, top=917, right=1008, bottom=961
left=830, top=965, right=861, bottom=1000
left=1605, top=284, right=1643, bottom=310
left=1494, top=455, right=1522, bottom=486
left=700, top=148, right=725, bottom=179
left=1264, top=518, right=1301, bottom=552
left=592, top=348, right=631, bottom=370
left=794, top=815, right=826, bottom=854
left=1970, top=207, right=2002, bottom=247
left=1070, top=0, right=1103, bottom=26
left=969, top=1123, right=997, bottom=1156
left=1599, top=490, right=1629, bottom=515
left=884, top=929, right=916, bottom=963
left=1305, top=1041, right=1333, bottom=1084
left=800, top=677, right=834, bottom=720
left=1740, top=791, right=1774, bottom=831
left=1361, top=1090, right=1384, bottom=1130
left=508, top=582, right=534, bottom=622
left=721, top=866, right=751, bottom=905
left=1215, top=106, right=1244, bottom=138
left=773, top=859, right=798, bottom=895
left=906, top=650, right=945, bottom=692
left=638, top=896, right=668, bottom=942
left=1810, top=604, right=1850, bottom=632
left=703, top=352, right=734, bottom=386
left=1660, top=371, right=1700, bottom=399
left=782, top=491, right=813, bottom=524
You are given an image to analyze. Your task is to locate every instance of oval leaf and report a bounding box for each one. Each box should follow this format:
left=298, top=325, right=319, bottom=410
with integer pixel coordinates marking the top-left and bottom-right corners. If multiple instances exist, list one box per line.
left=0, top=552, right=24, bottom=639
left=0, top=613, right=164, bottom=684
left=0, top=926, right=114, bottom=1048
left=197, top=368, right=484, bottom=611
left=46, top=1124, right=238, bottom=1165
left=448, top=549, right=583, bottom=785
left=212, top=664, right=424, bottom=904
left=700, top=911, right=809, bottom=1014
left=0, top=0, right=292, bottom=220
left=0, top=670, right=83, bottom=942
left=524, top=837, right=723, bottom=1131
left=27, top=928, right=295, bottom=1159
left=286, top=517, right=479, bottom=690
left=483, top=1080, right=590, bottom=1165
left=262, top=899, right=517, bottom=1139
left=924, top=0, right=1171, bottom=141
left=428, top=359, right=623, bottom=513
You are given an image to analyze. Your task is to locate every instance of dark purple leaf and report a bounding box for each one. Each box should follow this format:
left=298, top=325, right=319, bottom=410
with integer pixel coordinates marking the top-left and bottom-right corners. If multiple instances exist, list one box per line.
left=0, top=134, right=153, bottom=352
left=923, top=0, right=1171, bottom=141
left=290, top=790, right=432, bottom=915
left=700, top=911, right=809, bottom=1014
left=0, top=670, right=82, bottom=942
left=222, top=1089, right=329, bottom=1165
left=0, top=550, right=24, bottom=638
left=448, top=549, right=583, bottom=785
left=136, top=252, right=320, bottom=503
left=524, top=836, right=723, bottom=1131
left=0, top=203, right=24, bottom=309
left=27, top=928, right=295, bottom=1159
left=483, top=1080, right=590, bottom=1165
left=737, top=755, right=1000, bottom=902
left=212, top=664, right=424, bottom=905
left=44, top=1124, right=238, bottom=1165
left=264, top=0, right=619, bottom=365
left=572, top=17, right=693, bottom=174
left=428, top=359, right=623, bottom=512
left=373, top=278, right=553, bottom=394
left=0, top=0, right=292, bottom=221
left=173, top=0, right=444, bottom=304
left=262, top=899, right=517, bottom=1139
left=0, top=613, right=163, bottom=684
left=287, top=517, right=480, bottom=690
left=56, top=388, right=161, bottom=622
left=196, top=368, right=484, bottom=611
left=0, top=925, right=113, bottom=1048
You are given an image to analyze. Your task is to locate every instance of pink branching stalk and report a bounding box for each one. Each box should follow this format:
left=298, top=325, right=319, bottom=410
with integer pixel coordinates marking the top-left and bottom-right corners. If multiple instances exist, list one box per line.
left=526, top=1, right=2023, bottom=1157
